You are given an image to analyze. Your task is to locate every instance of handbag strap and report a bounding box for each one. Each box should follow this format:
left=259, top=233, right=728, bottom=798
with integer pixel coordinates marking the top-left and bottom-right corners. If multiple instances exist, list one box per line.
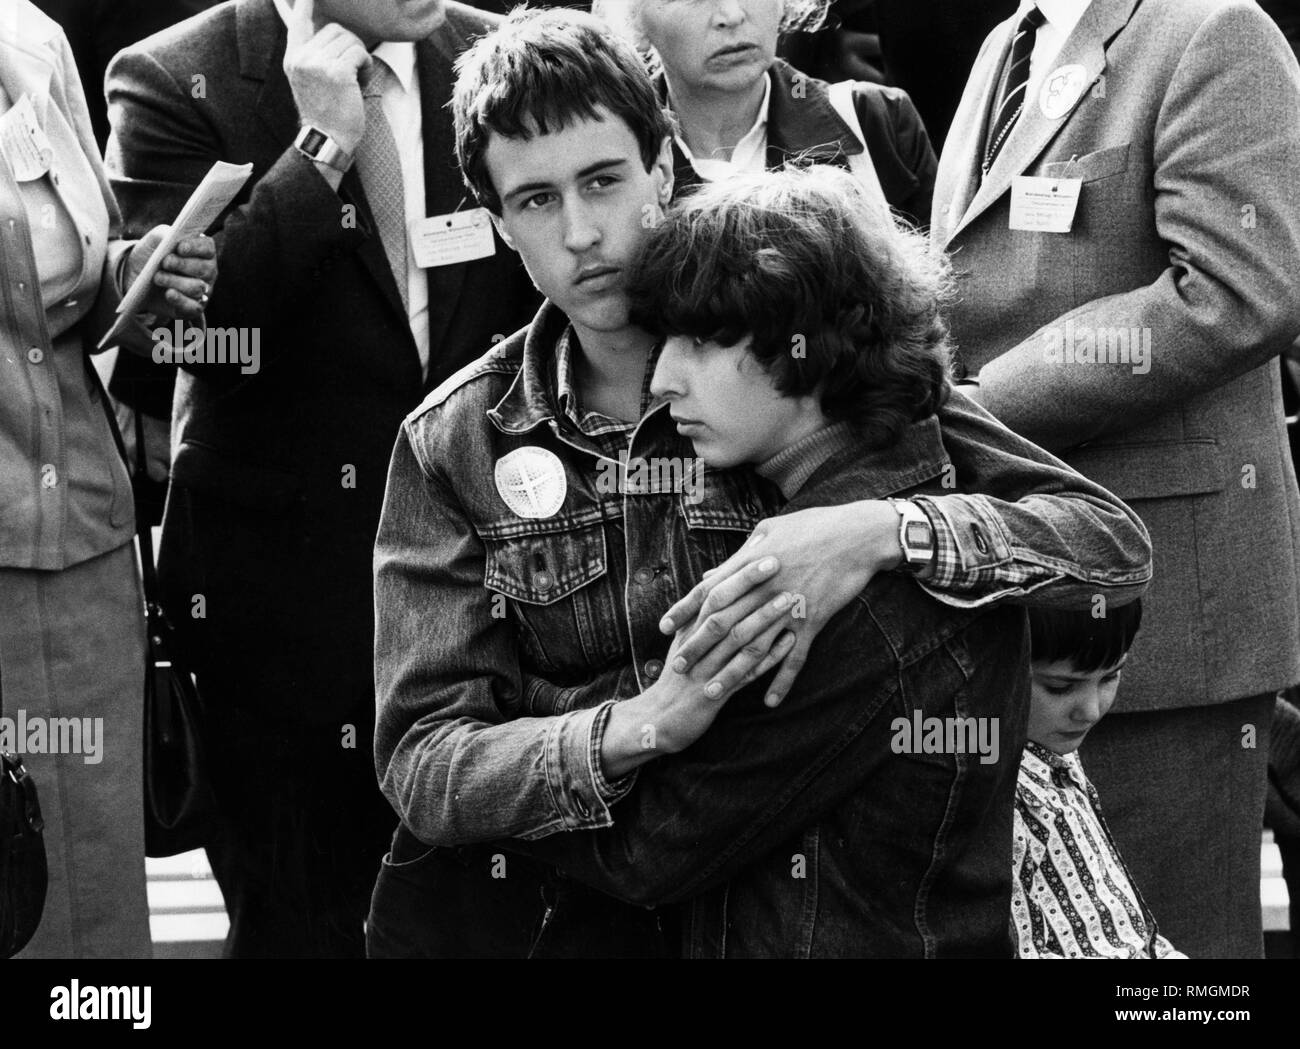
left=87, top=355, right=161, bottom=604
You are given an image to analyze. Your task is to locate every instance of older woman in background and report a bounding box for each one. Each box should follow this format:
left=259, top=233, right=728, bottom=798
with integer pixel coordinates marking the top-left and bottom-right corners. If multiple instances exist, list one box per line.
left=596, top=0, right=935, bottom=225
left=1, top=0, right=215, bottom=958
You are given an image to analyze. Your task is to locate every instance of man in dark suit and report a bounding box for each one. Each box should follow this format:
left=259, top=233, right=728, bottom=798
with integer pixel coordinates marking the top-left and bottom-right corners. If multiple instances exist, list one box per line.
left=104, top=0, right=538, bottom=957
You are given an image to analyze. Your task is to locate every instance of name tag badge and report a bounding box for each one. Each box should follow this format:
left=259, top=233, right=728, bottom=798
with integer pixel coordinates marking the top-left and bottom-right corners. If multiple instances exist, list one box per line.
left=410, top=208, right=496, bottom=268
left=1009, top=176, right=1082, bottom=233
left=0, top=94, right=54, bottom=182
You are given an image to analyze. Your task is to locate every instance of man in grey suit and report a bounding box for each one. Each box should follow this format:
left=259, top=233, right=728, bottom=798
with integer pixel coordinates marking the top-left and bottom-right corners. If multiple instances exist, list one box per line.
left=931, top=0, right=1300, bottom=956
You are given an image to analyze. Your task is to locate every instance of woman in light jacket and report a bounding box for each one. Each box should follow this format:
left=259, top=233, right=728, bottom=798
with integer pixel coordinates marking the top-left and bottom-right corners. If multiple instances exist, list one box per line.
left=596, top=0, right=936, bottom=226
left=1, top=0, right=215, bottom=958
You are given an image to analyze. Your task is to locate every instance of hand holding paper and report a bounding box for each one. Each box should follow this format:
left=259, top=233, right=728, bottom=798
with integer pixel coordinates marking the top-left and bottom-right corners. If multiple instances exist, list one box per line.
left=99, top=160, right=252, bottom=349
left=128, top=226, right=218, bottom=318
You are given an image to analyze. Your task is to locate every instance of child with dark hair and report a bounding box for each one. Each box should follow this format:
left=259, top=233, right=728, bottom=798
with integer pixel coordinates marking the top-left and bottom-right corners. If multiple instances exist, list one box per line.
left=1016, top=599, right=1185, bottom=959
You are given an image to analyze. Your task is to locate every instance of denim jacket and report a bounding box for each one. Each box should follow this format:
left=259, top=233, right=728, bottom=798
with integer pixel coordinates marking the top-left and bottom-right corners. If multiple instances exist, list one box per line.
left=371, top=300, right=1152, bottom=956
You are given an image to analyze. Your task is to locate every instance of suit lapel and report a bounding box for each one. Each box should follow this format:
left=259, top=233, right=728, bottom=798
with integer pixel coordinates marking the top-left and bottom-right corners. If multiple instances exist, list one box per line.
left=239, top=0, right=297, bottom=147
left=945, top=0, right=1140, bottom=244
left=933, top=19, right=1014, bottom=243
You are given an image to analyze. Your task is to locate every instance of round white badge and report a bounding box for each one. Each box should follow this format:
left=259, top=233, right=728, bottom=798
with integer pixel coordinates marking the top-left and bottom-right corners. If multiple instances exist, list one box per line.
left=495, top=447, right=568, bottom=519
left=1039, top=64, right=1089, bottom=120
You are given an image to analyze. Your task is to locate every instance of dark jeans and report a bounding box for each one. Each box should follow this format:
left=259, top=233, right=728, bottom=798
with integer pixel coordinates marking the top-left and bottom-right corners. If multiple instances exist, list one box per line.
left=366, top=826, right=675, bottom=958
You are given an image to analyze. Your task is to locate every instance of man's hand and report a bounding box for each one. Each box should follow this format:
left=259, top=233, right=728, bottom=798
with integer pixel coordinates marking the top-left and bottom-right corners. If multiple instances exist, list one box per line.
left=128, top=227, right=217, bottom=322
left=659, top=501, right=904, bottom=708
left=284, top=0, right=370, bottom=157
left=600, top=591, right=798, bottom=779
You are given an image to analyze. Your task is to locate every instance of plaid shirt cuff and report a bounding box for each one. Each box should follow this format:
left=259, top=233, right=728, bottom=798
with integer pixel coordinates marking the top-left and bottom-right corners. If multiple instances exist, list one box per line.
left=588, top=700, right=639, bottom=808
left=541, top=702, right=632, bottom=832
left=909, top=494, right=1060, bottom=609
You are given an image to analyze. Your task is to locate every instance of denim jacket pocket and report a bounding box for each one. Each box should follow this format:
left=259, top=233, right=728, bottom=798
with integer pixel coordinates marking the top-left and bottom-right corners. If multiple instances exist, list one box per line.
left=482, top=517, right=628, bottom=675
left=677, top=468, right=773, bottom=571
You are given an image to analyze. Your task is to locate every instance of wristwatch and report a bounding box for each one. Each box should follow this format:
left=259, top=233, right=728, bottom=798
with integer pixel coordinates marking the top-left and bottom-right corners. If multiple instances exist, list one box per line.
left=888, top=499, right=937, bottom=575
left=293, top=125, right=353, bottom=173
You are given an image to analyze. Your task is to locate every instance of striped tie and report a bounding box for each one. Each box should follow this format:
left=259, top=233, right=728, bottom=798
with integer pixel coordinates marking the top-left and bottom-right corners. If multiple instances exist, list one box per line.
left=356, top=59, right=410, bottom=315
left=983, top=5, right=1047, bottom=174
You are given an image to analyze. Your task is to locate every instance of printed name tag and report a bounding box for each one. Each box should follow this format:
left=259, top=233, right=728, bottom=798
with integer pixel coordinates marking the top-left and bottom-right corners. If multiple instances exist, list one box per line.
left=0, top=94, right=54, bottom=182
left=410, top=208, right=496, bottom=268
left=1009, top=176, right=1082, bottom=233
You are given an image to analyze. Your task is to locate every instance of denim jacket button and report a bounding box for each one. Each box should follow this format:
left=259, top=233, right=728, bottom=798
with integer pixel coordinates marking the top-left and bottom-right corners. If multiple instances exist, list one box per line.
left=27, top=347, right=44, bottom=364
left=643, top=659, right=663, bottom=680
left=532, top=570, right=553, bottom=591
left=971, top=525, right=989, bottom=554
left=572, top=792, right=591, bottom=819
left=633, top=567, right=654, bottom=585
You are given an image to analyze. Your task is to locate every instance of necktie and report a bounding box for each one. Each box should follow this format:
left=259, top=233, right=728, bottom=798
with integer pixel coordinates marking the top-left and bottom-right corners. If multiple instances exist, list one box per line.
left=983, top=5, right=1048, bottom=174
left=356, top=59, right=410, bottom=315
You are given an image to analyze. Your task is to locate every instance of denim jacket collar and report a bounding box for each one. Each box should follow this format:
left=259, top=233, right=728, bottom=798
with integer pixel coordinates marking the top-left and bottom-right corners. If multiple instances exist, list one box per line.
left=789, top=414, right=952, bottom=508
left=489, top=300, right=664, bottom=439
left=487, top=301, right=570, bottom=436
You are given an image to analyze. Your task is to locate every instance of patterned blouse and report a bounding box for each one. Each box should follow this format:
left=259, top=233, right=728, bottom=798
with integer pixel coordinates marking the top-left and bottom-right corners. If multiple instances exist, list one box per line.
left=1012, top=741, right=1184, bottom=959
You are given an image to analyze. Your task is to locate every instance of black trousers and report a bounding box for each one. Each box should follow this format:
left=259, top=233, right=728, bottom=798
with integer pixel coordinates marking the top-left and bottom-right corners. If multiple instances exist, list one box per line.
left=200, top=701, right=395, bottom=959
left=159, top=479, right=395, bottom=958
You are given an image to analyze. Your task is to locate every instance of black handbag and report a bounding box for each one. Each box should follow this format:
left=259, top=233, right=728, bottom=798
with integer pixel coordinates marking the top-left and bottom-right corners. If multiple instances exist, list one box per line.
left=1, top=645, right=48, bottom=958
left=0, top=753, right=47, bottom=959
left=136, top=455, right=218, bottom=858
left=93, top=360, right=218, bottom=857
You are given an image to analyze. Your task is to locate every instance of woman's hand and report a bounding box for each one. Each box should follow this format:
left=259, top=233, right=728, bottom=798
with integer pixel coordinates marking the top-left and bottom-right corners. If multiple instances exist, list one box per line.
left=127, top=225, right=218, bottom=322
left=600, top=590, right=799, bottom=780
left=659, top=501, right=905, bottom=708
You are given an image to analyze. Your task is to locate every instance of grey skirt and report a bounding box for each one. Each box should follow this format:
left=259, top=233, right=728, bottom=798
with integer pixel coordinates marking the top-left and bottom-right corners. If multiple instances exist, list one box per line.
left=0, top=540, right=151, bottom=958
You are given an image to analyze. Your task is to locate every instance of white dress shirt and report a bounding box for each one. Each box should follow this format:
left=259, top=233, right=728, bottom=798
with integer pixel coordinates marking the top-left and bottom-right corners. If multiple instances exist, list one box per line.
left=1021, top=0, right=1094, bottom=107
left=673, top=72, right=772, bottom=180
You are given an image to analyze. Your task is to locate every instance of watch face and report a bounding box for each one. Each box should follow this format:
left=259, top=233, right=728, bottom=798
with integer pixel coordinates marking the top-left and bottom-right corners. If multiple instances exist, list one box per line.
left=300, top=128, right=328, bottom=155
left=904, top=520, right=933, bottom=549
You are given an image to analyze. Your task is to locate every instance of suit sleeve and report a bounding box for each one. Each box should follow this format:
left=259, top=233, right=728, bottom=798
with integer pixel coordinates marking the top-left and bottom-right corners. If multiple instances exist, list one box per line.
left=103, top=42, right=369, bottom=403
left=976, top=4, right=1300, bottom=451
